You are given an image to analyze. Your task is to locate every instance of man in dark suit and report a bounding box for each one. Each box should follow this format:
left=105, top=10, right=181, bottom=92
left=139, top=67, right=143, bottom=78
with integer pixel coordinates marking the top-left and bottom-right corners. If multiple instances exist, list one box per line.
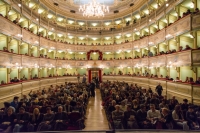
left=90, top=81, right=96, bottom=97
left=53, top=106, right=68, bottom=131
left=94, top=76, right=99, bottom=88
left=13, top=107, right=30, bottom=132
left=155, top=83, right=163, bottom=96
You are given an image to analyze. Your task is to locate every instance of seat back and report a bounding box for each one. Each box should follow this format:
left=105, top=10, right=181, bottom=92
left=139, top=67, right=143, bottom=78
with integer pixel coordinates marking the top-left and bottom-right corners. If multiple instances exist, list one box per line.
left=68, top=112, right=81, bottom=122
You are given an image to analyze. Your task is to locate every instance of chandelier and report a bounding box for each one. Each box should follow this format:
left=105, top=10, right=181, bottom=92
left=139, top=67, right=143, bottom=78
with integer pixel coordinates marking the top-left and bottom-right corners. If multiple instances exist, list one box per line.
left=79, top=0, right=109, bottom=17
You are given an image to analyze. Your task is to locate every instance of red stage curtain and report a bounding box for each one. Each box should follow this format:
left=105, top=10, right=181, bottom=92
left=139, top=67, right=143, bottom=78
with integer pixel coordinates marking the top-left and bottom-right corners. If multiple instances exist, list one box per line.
left=99, top=69, right=102, bottom=83
left=88, top=70, right=92, bottom=83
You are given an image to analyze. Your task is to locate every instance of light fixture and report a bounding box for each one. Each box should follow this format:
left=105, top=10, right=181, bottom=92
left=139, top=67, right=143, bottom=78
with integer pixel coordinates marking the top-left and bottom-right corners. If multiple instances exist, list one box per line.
left=79, top=37, right=85, bottom=40
left=105, top=22, right=111, bottom=26
left=79, top=0, right=109, bottom=17
left=47, top=14, right=53, bottom=19
left=105, top=37, right=111, bottom=40
left=126, top=34, right=131, bottom=37
left=18, top=4, right=21, bottom=7
left=78, top=22, right=84, bottom=26
left=190, top=3, right=194, bottom=8
left=68, top=36, right=73, bottom=39
left=115, top=36, right=121, bottom=39
left=68, top=20, right=74, bottom=24
left=17, top=34, right=23, bottom=37
left=58, top=50, right=63, bottom=53
left=38, top=9, right=43, bottom=14
left=57, top=34, right=63, bottom=37
left=92, top=38, right=97, bottom=40
left=166, top=3, right=169, bottom=7
left=92, top=23, right=97, bottom=26
left=115, top=20, right=121, bottom=24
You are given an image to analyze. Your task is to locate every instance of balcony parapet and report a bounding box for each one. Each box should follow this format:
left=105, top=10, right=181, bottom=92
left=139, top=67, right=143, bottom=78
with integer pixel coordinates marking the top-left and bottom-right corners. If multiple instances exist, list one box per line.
left=0, top=15, right=196, bottom=52
left=0, top=49, right=199, bottom=68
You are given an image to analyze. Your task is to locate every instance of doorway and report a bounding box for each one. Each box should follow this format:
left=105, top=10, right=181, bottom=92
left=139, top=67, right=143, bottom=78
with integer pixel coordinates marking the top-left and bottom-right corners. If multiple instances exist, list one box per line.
left=88, top=68, right=102, bottom=83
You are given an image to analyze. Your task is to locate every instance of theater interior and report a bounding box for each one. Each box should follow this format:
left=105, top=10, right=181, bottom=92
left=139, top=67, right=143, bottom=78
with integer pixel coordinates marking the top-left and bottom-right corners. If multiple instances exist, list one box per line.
left=0, top=0, right=200, bottom=132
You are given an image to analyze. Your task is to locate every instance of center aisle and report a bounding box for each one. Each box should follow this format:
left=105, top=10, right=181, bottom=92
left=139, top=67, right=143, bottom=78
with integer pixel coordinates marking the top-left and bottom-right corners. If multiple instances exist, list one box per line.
left=84, top=89, right=109, bottom=130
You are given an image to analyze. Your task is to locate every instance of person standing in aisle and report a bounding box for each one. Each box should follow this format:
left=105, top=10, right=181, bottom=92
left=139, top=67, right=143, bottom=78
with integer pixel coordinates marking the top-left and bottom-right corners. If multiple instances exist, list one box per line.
left=155, top=83, right=163, bottom=96
left=82, top=75, right=86, bottom=83
left=77, top=74, right=80, bottom=83
left=90, top=81, right=96, bottom=97
left=95, top=76, right=99, bottom=88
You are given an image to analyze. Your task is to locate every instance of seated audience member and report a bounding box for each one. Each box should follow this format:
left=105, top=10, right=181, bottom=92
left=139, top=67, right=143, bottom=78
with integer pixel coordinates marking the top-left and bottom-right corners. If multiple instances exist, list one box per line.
left=186, top=106, right=199, bottom=130
left=27, top=108, right=43, bottom=132
left=10, top=96, right=19, bottom=109
left=181, top=99, right=189, bottom=118
left=185, top=77, right=189, bottom=82
left=1, top=102, right=15, bottom=114
left=13, top=107, right=30, bottom=132
left=10, top=49, right=14, bottom=53
left=132, top=99, right=140, bottom=112
left=179, top=46, right=183, bottom=51
left=112, top=105, right=124, bottom=129
left=120, top=101, right=127, bottom=112
left=21, top=75, right=27, bottom=80
left=137, top=104, right=151, bottom=129
left=123, top=104, right=138, bottom=129
left=194, top=8, right=199, bottom=14
left=37, top=107, right=54, bottom=131
left=33, top=74, right=38, bottom=79
left=53, top=106, right=68, bottom=131
left=159, top=99, right=169, bottom=110
left=172, top=105, right=189, bottom=130
left=0, top=107, right=15, bottom=132
left=196, top=77, right=200, bottom=84
left=189, top=77, right=194, bottom=83
left=11, top=77, right=19, bottom=82
left=185, top=45, right=191, bottom=50
left=148, top=51, right=153, bottom=57
left=147, top=104, right=161, bottom=129
left=64, top=100, right=72, bottom=114
left=160, top=108, right=174, bottom=129
left=3, top=47, right=9, bottom=52
left=174, top=77, right=182, bottom=82
left=150, top=94, right=160, bottom=109
left=1, top=80, right=6, bottom=85
left=196, top=106, right=200, bottom=124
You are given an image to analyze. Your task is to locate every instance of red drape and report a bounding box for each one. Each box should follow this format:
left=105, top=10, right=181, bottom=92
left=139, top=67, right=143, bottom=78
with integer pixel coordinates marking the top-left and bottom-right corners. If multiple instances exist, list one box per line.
left=99, top=69, right=102, bottom=83
left=88, top=70, right=92, bottom=83
left=87, top=50, right=102, bottom=60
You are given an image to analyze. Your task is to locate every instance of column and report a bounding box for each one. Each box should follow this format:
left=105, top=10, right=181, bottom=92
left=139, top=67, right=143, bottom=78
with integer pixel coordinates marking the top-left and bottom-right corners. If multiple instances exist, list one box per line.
left=18, top=41, right=21, bottom=54
left=18, top=68, right=21, bottom=80
left=38, top=68, right=41, bottom=78
left=193, top=31, right=197, bottom=49
left=176, top=36, right=180, bottom=51
left=29, top=68, right=32, bottom=79
left=28, top=44, right=30, bottom=55
left=7, top=68, right=11, bottom=83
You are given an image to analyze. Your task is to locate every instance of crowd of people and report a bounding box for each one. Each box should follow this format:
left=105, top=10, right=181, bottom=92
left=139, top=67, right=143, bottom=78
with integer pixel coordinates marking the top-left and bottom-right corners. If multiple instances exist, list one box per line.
left=101, top=81, right=200, bottom=130
left=0, top=83, right=91, bottom=132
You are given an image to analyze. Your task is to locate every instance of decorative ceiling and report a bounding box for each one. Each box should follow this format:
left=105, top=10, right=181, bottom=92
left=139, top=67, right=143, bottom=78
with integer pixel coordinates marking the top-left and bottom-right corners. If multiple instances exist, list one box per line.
left=41, top=0, right=144, bottom=20
left=73, top=0, right=115, bottom=5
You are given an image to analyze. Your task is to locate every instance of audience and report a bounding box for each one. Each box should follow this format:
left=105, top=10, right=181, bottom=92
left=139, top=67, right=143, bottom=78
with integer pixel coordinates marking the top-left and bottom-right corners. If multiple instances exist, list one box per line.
left=0, top=83, right=89, bottom=132
left=101, top=81, right=200, bottom=130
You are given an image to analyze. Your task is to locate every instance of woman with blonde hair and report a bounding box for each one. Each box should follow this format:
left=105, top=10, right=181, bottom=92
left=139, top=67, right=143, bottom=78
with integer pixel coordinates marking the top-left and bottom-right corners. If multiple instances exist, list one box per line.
left=27, top=108, right=43, bottom=132
left=132, top=99, right=140, bottom=111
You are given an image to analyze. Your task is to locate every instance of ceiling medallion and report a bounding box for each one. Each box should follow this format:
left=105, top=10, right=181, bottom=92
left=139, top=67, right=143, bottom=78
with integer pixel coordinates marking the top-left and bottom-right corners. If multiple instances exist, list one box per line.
left=79, top=0, right=109, bottom=17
